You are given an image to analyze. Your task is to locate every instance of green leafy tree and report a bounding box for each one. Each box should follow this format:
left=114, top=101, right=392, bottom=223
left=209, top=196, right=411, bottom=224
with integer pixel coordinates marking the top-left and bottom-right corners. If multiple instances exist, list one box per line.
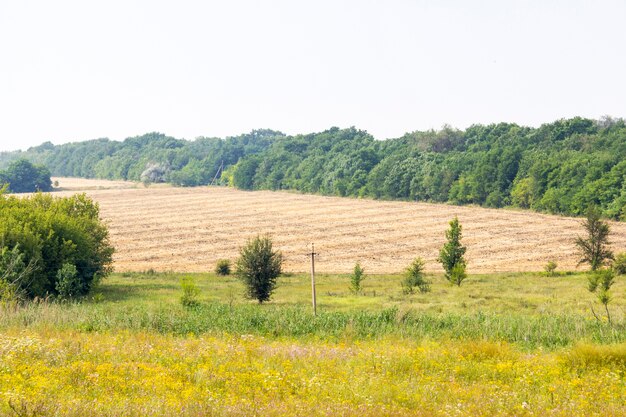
left=0, top=159, right=52, bottom=193
left=402, top=257, right=430, bottom=294
left=575, top=206, right=613, bottom=271
left=350, top=262, right=365, bottom=295
left=236, top=235, right=282, bottom=303
left=438, top=217, right=467, bottom=286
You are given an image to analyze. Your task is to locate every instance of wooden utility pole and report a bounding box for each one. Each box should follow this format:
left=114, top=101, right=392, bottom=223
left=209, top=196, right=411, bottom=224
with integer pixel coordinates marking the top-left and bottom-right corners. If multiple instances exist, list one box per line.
left=308, top=243, right=319, bottom=316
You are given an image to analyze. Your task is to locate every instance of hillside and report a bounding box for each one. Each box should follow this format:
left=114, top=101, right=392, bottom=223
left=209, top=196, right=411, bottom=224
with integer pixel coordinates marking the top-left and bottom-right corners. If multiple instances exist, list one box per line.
left=51, top=178, right=626, bottom=274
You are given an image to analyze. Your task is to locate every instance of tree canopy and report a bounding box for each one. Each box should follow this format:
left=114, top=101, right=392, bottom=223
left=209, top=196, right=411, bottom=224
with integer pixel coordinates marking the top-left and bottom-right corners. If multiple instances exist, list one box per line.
left=2, top=117, right=626, bottom=219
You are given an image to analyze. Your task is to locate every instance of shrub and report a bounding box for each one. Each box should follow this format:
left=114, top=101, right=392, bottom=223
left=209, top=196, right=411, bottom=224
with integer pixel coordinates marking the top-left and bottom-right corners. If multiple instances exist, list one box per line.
left=438, top=217, right=467, bottom=286
left=350, top=262, right=365, bottom=295
left=0, top=191, right=114, bottom=298
left=613, top=253, right=626, bottom=275
left=403, top=257, right=430, bottom=294
left=236, top=235, right=282, bottom=303
left=215, top=259, right=231, bottom=276
left=575, top=206, right=613, bottom=271
left=180, top=276, right=200, bottom=307
left=544, top=260, right=558, bottom=276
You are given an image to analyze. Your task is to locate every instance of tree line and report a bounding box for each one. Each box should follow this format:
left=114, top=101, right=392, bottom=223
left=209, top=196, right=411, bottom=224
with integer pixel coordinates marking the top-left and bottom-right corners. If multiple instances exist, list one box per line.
left=2, top=117, right=625, bottom=219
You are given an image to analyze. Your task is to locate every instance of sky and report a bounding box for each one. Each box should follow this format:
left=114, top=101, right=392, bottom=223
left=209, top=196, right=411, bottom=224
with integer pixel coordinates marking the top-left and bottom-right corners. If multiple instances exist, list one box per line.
left=1, top=0, right=625, bottom=152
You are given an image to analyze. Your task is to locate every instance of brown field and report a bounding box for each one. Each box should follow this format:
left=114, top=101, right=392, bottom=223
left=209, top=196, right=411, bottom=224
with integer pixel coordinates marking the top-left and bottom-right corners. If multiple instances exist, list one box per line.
left=50, top=177, right=626, bottom=274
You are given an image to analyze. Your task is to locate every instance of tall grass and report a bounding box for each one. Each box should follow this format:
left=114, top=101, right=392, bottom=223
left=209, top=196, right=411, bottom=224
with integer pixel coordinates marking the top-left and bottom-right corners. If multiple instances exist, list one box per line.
left=1, top=300, right=624, bottom=349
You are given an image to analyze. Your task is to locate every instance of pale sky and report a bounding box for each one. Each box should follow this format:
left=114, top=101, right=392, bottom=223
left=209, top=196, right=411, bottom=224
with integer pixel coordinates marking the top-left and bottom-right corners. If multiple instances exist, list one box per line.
left=1, top=0, right=625, bottom=152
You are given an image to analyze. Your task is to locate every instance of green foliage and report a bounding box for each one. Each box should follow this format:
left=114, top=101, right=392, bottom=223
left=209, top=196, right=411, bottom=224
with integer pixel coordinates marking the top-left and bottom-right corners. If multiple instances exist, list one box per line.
left=0, top=245, right=31, bottom=302
left=55, top=263, right=81, bottom=300
left=544, top=261, right=558, bottom=277
left=0, top=192, right=114, bottom=298
left=587, top=269, right=615, bottom=324
left=438, top=217, right=467, bottom=285
left=575, top=206, right=614, bottom=271
left=235, top=235, right=282, bottom=303
left=402, top=257, right=430, bottom=294
left=4, top=118, right=626, bottom=220
left=0, top=159, right=51, bottom=193
left=214, top=259, right=231, bottom=276
left=350, top=262, right=366, bottom=295
left=613, top=253, right=626, bottom=275
left=180, top=276, right=200, bottom=307
left=449, top=263, right=467, bottom=287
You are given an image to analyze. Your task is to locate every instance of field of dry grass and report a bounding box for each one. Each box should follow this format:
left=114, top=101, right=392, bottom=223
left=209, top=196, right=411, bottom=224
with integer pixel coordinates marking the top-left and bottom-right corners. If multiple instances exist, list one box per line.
left=51, top=177, right=626, bottom=274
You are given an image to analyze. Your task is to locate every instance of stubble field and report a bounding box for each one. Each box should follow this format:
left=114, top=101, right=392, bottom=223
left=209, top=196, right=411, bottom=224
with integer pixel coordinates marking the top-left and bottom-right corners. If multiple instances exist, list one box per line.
left=52, top=177, right=626, bottom=274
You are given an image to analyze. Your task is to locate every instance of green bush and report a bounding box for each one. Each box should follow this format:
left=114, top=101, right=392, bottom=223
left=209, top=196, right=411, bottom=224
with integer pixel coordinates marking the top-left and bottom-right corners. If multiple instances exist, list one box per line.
left=350, top=262, right=365, bottom=295
left=215, top=259, right=231, bottom=276
left=613, top=253, right=626, bottom=275
left=180, top=276, right=200, bottom=307
left=236, top=235, right=283, bottom=303
left=0, top=191, right=114, bottom=298
left=403, top=257, right=430, bottom=294
left=544, top=261, right=558, bottom=277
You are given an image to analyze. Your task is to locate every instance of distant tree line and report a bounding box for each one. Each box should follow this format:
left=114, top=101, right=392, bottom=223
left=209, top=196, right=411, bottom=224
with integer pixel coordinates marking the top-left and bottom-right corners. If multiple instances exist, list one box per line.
left=2, top=116, right=625, bottom=219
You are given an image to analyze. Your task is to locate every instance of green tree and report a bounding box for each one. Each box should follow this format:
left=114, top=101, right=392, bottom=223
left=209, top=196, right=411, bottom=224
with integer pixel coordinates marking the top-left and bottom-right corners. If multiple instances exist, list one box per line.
left=575, top=206, right=613, bottom=271
left=350, top=262, right=365, bottom=295
left=1, top=159, right=52, bottom=193
left=438, top=217, right=467, bottom=286
left=235, top=235, right=282, bottom=303
left=402, top=257, right=429, bottom=294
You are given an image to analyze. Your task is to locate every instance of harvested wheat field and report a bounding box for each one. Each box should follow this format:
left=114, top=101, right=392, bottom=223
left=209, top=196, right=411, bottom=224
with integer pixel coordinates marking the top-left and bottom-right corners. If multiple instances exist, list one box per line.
left=51, top=177, right=626, bottom=274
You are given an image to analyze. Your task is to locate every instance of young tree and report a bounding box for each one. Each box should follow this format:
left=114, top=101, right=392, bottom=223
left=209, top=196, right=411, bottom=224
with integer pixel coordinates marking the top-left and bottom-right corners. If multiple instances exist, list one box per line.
left=587, top=269, right=615, bottom=324
left=350, top=262, right=365, bottom=295
left=402, top=257, right=430, bottom=294
left=575, top=206, right=613, bottom=271
left=235, top=235, right=282, bottom=303
left=438, top=217, right=467, bottom=286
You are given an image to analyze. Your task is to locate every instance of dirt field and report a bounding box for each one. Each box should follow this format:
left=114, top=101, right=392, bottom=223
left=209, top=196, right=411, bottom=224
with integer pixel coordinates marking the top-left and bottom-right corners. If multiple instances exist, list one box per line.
left=50, top=177, right=626, bottom=274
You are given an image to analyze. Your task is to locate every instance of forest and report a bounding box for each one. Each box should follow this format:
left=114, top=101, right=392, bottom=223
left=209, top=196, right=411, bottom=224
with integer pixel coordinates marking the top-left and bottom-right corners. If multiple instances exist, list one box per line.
left=1, top=116, right=625, bottom=220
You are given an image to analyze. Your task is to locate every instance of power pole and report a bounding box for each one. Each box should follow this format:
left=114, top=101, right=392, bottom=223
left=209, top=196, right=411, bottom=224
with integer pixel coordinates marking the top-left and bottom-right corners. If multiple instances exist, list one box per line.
left=308, top=243, right=319, bottom=316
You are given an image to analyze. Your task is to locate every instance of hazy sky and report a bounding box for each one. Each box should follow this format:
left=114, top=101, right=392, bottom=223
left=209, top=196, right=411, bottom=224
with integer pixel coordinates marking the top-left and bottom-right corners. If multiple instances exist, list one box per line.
left=1, top=0, right=625, bottom=151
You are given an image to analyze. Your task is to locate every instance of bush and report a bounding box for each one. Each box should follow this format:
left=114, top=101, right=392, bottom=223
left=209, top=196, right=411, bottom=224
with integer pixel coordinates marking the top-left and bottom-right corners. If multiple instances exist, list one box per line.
left=403, top=258, right=430, bottom=294
left=613, top=253, right=626, bottom=275
left=55, top=263, right=81, bottom=300
left=236, top=235, right=282, bottom=303
left=0, top=191, right=114, bottom=298
left=350, top=262, right=365, bottom=295
left=180, top=276, right=200, bottom=307
left=215, top=259, right=231, bottom=276
left=544, top=261, right=558, bottom=276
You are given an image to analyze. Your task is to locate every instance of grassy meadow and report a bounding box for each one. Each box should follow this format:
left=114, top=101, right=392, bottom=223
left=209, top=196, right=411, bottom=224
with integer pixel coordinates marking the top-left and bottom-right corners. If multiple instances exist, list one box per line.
left=2, top=271, right=626, bottom=416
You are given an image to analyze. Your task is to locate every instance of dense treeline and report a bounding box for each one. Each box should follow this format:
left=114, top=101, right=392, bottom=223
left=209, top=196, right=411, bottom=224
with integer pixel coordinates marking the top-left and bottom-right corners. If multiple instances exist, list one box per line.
left=1, top=117, right=625, bottom=219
